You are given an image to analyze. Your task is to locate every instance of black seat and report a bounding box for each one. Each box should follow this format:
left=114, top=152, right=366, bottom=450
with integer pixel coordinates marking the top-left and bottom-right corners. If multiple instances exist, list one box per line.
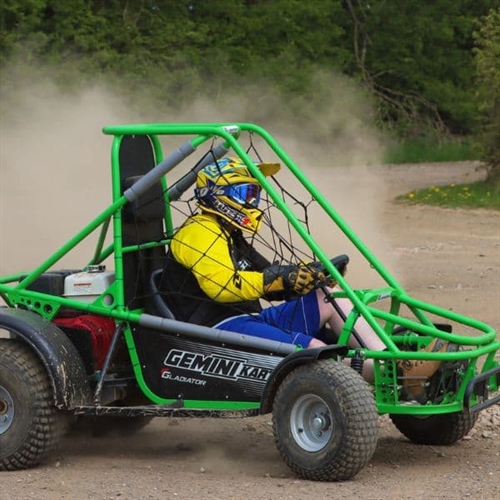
left=119, top=135, right=167, bottom=310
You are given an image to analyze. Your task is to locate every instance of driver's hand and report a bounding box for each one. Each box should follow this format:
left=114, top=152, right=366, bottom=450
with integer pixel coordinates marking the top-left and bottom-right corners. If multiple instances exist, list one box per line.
left=307, top=258, right=348, bottom=288
left=263, top=263, right=327, bottom=296
left=288, top=264, right=327, bottom=295
left=303, top=262, right=336, bottom=288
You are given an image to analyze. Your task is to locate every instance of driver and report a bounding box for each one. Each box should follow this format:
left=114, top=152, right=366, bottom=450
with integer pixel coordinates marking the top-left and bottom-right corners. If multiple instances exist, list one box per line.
left=159, top=157, right=445, bottom=387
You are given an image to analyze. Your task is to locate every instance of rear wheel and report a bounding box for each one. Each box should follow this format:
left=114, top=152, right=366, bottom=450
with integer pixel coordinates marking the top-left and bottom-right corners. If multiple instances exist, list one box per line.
left=0, top=340, right=66, bottom=470
left=390, top=340, right=478, bottom=445
left=272, top=360, right=378, bottom=481
left=390, top=410, right=478, bottom=445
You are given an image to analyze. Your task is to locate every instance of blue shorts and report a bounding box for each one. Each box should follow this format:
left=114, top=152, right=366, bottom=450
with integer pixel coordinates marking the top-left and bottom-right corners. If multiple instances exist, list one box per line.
left=215, top=292, right=320, bottom=348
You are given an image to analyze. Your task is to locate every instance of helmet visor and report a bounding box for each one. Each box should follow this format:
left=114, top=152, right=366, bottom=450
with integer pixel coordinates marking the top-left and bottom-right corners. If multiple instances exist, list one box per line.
left=223, top=183, right=261, bottom=208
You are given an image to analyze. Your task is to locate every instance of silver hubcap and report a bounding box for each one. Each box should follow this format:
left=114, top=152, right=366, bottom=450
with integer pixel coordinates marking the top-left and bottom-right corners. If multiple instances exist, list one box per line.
left=290, top=394, right=333, bottom=452
left=0, top=386, right=15, bottom=435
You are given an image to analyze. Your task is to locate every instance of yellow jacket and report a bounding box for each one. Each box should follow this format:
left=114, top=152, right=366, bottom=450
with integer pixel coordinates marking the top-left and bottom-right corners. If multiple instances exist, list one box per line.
left=160, top=213, right=270, bottom=325
left=171, top=213, right=265, bottom=302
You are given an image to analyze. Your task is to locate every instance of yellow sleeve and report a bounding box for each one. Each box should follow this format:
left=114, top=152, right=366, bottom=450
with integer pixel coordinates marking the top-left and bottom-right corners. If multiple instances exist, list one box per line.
left=170, top=215, right=265, bottom=302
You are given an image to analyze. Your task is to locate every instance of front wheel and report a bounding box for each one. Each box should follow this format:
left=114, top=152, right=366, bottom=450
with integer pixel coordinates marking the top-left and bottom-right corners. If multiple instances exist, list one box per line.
left=0, top=340, right=66, bottom=470
left=272, top=360, right=379, bottom=481
left=390, top=410, right=478, bottom=445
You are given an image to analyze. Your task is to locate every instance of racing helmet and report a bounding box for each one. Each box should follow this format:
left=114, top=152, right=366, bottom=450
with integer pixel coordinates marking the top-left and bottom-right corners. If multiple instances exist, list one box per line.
left=195, top=157, right=280, bottom=233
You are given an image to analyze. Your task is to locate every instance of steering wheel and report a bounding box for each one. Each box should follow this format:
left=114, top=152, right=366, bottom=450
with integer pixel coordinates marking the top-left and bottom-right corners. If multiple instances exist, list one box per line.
left=326, top=254, right=349, bottom=277
left=312, top=254, right=349, bottom=279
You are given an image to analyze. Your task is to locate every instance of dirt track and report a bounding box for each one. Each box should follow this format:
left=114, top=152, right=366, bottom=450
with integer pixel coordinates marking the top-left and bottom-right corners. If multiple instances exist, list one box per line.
left=2, top=161, right=499, bottom=500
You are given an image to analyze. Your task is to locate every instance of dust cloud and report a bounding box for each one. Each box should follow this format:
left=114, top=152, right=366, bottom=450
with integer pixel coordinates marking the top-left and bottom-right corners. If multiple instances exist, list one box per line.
left=0, top=62, right=396, bottom=286
left=0, top=67, right=129, bottom=274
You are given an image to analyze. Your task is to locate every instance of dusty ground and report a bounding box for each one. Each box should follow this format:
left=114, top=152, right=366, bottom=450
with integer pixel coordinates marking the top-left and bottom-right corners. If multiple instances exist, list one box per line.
left=2, top=161, right=499, bottom=500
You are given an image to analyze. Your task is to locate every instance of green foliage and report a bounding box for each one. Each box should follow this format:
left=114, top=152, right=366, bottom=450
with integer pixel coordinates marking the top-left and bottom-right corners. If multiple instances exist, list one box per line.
left=385, top=137, right=477, bottom=165
left=343, top=0, right=497, bottom=135
left=397, top=181, right=500, bottom=210
left=0, top=0, right=497, bottom=150
left=473, top=8, right=500, bottom=186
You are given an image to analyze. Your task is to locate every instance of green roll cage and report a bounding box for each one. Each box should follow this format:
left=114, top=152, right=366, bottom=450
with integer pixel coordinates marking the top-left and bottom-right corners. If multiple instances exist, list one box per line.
left=0, top=123, right=498, bottom=415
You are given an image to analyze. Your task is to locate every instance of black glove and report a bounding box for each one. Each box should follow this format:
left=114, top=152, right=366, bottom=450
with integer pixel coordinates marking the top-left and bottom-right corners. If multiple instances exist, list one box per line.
left=307, top=254, right=349, bottom=288
left=263, top=263, right=327, bottom=297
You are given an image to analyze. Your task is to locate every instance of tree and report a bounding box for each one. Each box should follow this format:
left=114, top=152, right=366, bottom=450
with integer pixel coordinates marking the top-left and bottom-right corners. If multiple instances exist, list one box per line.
left=473, top=8, right=500, bottom=189
left=343, top=0, right=498, bottom=136
left=0, top=0, right=498, bottom=147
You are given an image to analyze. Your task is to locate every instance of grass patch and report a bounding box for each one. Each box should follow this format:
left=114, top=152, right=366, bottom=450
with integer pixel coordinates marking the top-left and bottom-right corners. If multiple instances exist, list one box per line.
left=385, top=137, right=477, bottom=164
left=397, top=180, right=500, bottom=210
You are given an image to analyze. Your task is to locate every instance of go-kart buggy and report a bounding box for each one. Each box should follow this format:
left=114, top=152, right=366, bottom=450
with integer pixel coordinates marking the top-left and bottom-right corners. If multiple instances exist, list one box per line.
left=0, top=123, right=499, bottom=481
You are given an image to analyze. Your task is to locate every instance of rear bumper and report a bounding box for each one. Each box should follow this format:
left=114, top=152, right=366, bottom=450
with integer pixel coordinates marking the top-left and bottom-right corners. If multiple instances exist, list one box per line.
left=464, top=365, right=500, bottom=413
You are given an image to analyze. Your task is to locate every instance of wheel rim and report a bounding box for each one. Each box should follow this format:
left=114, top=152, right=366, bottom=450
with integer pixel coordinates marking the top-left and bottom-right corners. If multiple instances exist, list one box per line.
left=290, top=394, right=333, bottom=452
left=0, top=385, right=15, bottom=435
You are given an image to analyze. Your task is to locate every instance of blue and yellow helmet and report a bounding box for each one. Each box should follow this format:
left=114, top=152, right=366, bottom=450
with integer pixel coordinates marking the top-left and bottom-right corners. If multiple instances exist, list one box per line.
left=195, top=157, right=280, bottom=233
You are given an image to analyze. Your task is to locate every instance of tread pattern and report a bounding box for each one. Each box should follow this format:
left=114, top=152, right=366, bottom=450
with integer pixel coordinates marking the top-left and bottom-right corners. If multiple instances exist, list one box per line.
left=273, top=360, right=379, bottom=481
left=390, top=410, right=478, bottom=445
left=0, top=340, right=64, bottom=470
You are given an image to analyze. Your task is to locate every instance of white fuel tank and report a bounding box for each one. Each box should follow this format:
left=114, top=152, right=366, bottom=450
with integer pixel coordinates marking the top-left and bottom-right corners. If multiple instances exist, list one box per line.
left=64, top=265, right=115, bottom=303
